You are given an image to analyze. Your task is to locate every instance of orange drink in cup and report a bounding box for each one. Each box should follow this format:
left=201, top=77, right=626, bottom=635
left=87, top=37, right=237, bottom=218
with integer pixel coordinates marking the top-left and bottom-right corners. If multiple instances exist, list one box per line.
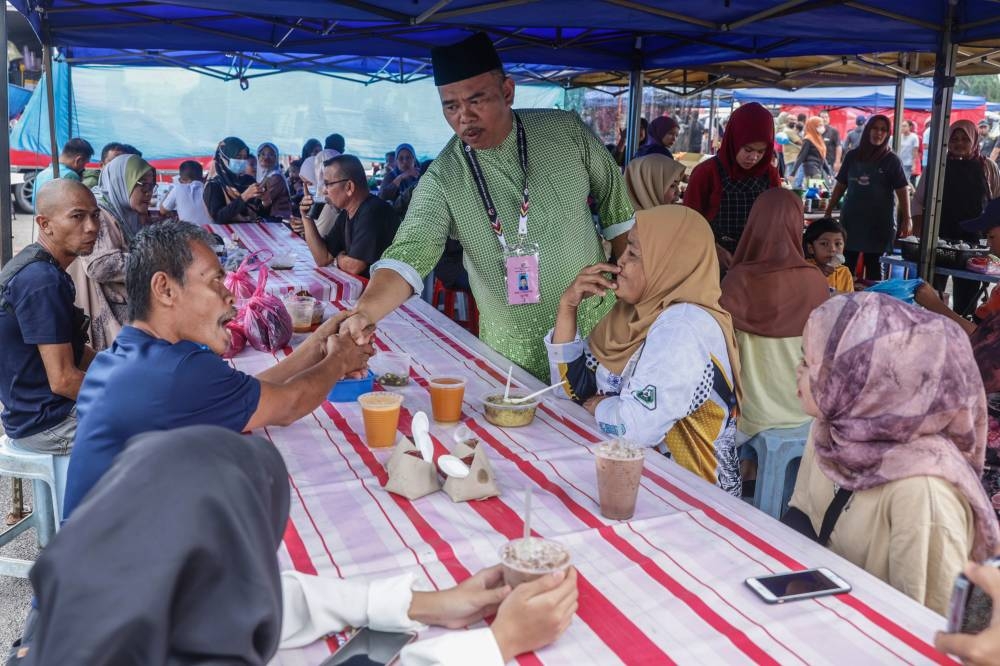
left=357, top=392, right=403, bottom=448
left=428, top=377, right=466, bottom=423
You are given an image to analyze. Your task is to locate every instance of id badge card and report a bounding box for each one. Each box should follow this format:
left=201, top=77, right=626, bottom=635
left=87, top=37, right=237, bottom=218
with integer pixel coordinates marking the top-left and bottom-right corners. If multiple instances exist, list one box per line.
left=505, top=243, right=540, bottom=305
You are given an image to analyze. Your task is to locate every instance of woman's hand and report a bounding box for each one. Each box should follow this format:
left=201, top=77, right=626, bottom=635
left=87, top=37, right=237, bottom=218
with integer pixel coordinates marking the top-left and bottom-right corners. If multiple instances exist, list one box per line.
left=583, top=394, right=610, bottom=415
left=409, top=565, right=510, bottom=629
left=490, top=568, right=579, bottom=663
left=240, top=183, right=261, bottom=202
left=560, top=263, right=619, bottom=309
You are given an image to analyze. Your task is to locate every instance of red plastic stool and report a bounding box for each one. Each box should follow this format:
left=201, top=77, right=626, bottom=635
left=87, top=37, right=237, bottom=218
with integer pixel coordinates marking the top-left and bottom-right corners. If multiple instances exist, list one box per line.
left=432, top=278, right=479, bottom=335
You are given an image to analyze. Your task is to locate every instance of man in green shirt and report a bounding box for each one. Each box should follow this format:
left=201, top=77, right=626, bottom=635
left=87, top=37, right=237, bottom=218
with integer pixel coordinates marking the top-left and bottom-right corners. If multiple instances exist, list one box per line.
left=343, top=32, right=634, bottom=379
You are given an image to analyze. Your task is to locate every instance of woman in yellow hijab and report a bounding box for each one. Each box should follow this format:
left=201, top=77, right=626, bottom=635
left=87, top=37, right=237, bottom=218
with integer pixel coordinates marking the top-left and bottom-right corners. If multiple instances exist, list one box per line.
left=545, top=205, right=743, bottom=494
left=624, top=154, right=686, bottom=210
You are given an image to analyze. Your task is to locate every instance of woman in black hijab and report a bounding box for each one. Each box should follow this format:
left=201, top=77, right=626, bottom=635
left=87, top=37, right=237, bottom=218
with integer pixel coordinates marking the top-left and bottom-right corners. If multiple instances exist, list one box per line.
left=203, top=136, right=265, bottom=224
left=12, top=426, right=579, bottom=665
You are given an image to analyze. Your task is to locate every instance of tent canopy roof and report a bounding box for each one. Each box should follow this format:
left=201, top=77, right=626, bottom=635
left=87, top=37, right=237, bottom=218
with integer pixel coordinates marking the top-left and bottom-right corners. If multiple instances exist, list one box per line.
left=729, top=78, right=985, bottom=110
left=12, top=1, right=1000, bottom=82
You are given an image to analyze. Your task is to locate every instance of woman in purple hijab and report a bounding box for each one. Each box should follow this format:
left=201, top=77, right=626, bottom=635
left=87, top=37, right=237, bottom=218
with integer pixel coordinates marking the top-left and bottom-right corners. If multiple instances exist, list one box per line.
left=787, top=292, right=1000, bottom=614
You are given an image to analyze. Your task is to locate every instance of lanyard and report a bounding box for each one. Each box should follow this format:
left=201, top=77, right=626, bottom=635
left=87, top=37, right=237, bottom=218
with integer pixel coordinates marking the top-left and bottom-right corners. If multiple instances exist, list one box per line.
left=461, top=112, right=528, bottom=252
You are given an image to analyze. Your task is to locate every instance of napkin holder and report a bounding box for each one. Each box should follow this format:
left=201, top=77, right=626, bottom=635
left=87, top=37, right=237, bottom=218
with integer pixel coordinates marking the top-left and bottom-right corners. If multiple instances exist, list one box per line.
left=385, top=437, right=441, bottom=500
left=443, top=437, right=500, bottom=502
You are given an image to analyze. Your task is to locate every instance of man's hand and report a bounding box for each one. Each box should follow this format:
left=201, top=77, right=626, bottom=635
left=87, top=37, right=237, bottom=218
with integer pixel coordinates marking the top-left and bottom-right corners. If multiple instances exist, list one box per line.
left=240, top=183, right=261, bottom=202
left=340, top=311, right=375, bottom=345
left=490, top=567, right=579, bottom=663
left=299, top=191, right=315, bottom=220
left=409, top=565, right=511, bottom=630
left=936, top=562, right=1000, bottom=665
left=289, top=216, right=305, bottom=237
left=560, top=263, right=619, bottom=309
left=323, top=330, right=374, bottom=377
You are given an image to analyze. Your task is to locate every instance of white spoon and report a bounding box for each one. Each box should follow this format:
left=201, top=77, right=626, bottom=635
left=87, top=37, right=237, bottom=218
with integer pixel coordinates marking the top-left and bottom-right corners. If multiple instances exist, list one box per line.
left=438, top=454, right=471, bottom=479
left=411, top=411, right=434, bottom=463
left=506, top=380, right=568, bottom=404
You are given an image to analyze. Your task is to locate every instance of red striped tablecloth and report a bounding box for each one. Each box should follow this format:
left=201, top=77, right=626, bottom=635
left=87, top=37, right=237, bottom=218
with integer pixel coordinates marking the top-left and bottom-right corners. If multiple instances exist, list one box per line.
left=205, top=222, right=365, bottom=302
left=227, top=295, right=954, bottom=666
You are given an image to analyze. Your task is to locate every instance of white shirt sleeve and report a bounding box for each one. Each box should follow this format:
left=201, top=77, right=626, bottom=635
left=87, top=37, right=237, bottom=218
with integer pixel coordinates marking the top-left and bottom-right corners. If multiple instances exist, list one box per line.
left=278, top=571, right=505, bottom=666
left=279, top=571, right=423, bottom=649
left=544, top=328, right=586, bottom=400
left=161, top=185, right=178, bottom=211
left=400, top=628, right=504, bottom=666
left=593, top=312, right=711, bottom=447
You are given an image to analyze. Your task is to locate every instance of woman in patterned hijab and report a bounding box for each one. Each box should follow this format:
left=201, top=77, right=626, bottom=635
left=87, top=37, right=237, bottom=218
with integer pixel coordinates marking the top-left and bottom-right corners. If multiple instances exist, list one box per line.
left=801, top=291, right=999, bottom=562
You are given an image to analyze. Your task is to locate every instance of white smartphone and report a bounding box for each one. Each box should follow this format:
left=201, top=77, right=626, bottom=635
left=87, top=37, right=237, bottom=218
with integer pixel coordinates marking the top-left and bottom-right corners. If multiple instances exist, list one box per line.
left=319, top=628, right=418, bottom=666
left=745, top=567, right=851, bottom=604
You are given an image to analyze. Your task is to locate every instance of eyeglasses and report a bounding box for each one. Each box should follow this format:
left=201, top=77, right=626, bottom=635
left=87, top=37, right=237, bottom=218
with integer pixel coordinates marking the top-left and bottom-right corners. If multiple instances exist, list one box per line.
left=324, top=178, right=350, bottom=188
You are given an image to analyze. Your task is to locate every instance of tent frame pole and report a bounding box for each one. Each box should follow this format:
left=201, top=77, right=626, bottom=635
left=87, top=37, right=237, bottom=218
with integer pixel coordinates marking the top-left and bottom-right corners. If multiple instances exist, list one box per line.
left=43, top=44, right=60, bottom=179
left=918, top=1, right=958, bottom=281
left=0, top=6, right=12, bottom=265
left=708, top=87, right=718, bottom=153
left=891, top=75, right=905, bottom=152
left=624, top=38, right=643, bottom=166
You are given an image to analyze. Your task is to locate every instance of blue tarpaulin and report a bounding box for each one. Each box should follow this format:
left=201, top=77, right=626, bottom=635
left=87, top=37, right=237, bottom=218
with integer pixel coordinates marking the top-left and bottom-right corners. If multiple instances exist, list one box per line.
left=732, top=79, right=986, bottom=111
left=12, top=1, right=1000, bottom=76
left=8, top=84, right=32, bottom=119
left=8, top=60, right=565, bottom=162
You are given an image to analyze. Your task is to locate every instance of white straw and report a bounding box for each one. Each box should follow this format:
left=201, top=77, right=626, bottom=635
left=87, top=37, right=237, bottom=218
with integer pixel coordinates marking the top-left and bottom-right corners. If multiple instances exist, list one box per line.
left=523, top=486, right=533, bottom=540
left=503, top=365, right=513, bottom=401
left=509, top=380, right=568, bottom=404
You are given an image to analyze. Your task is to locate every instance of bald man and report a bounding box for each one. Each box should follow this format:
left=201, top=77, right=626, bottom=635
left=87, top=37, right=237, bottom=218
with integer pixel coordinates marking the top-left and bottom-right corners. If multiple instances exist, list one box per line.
left=0, top=179, right=100, bottom=500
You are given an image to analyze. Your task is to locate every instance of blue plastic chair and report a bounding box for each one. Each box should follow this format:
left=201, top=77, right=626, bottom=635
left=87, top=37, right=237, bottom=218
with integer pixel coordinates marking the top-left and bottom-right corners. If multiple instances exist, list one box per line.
left=745, top=422, right=811, bottom=519
left=0, top=436, right=61, bottom=578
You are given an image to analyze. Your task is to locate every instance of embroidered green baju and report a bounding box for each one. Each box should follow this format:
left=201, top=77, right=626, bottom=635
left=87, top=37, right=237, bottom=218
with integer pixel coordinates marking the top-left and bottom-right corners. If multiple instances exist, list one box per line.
left=375, top=109, right=635, bottom=380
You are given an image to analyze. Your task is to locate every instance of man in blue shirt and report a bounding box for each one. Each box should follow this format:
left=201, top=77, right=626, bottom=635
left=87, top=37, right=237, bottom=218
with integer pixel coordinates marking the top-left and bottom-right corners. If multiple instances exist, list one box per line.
left=31, top=138, right=94, bottom=212
left=63, top=221, right=374, bottom=518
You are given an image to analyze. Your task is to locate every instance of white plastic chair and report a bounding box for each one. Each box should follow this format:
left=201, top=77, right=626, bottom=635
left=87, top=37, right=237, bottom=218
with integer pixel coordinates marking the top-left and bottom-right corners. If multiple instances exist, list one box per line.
left=0, top=435, right=61, bottom=578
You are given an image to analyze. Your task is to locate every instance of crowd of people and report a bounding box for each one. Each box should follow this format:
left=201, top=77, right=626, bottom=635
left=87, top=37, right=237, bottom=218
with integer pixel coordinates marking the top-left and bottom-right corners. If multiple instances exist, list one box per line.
left=4, top=29, right=1000, bottom=663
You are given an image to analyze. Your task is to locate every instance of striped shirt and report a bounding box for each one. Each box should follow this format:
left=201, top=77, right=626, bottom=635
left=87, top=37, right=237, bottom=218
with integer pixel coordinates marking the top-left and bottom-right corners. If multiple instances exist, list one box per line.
left=373, top=109, right=634, bottom=379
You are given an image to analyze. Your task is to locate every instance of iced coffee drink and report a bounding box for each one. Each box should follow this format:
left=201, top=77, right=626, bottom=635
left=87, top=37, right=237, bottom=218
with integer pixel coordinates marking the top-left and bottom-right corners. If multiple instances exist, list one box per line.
left=595, top=440, right=644, bottom=520
left=499, top=537, right=571, bottom=588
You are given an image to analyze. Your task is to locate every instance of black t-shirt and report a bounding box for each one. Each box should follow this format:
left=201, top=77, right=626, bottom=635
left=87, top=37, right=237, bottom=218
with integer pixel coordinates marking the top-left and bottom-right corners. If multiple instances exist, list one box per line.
left=323, top=194, right=401, bottom=278
left=821, top=127, right=840, bottom=167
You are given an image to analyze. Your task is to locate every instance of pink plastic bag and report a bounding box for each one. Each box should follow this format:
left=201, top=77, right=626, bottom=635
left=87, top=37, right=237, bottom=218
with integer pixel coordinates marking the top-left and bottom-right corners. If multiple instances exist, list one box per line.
left=222, top=319, right=247, bottom=359
left=224, top=250, right=272, bottom=302
left=241, top=265, right=293, bottom=352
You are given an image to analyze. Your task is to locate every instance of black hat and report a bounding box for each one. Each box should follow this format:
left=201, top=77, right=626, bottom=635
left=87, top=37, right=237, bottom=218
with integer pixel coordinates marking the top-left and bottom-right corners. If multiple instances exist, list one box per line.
left=979, top=119, right=990, bottom=128
left=431, top=32, right=503, bottom=86
left=962, top=198, right=1000, bottom=233
left=855, top=115, right=867, bottom=126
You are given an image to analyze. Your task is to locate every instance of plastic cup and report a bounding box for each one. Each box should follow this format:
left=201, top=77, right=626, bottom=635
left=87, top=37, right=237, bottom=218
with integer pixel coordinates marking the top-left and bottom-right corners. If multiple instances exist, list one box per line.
left=428, top=377, right=466, bottom=423
left=357, top=392, right=403, bottom=448
left=499, top=537, right=571, bottom=588
left=595, top=440, right=645, bottom=520
left=372, top=352, right=411, bottom=388
left=285, top=295, right=316, bottom=333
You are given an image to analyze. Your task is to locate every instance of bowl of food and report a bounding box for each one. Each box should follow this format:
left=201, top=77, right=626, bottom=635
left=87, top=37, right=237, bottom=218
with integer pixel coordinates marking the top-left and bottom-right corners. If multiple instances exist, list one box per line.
left=482, top=392, right=539, bottom=428
left=371, top=352, right=411, bottom=387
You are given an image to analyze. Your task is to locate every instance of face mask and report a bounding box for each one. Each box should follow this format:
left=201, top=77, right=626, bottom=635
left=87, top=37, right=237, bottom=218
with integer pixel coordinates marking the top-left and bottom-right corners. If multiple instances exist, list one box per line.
left=227, top=158, right=249, bottom=175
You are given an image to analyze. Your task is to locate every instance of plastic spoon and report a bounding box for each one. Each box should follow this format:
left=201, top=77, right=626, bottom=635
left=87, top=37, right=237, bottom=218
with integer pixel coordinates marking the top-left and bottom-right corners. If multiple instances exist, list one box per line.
left=507, top=380, right=569, bottom=404
left=438, top=454, right=470, bottom=479
left=452, top=424, right=475, bottom=445
left=503, top=366, right=514, bottom=402
left=411, top=411, right=434, bottom=463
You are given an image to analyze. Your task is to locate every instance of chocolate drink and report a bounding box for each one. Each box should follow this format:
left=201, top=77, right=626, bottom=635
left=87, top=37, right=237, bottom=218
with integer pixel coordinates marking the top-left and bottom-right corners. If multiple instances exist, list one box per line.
left=499, top=537, right=571, bottom=588
left=595, top=440, right=645, bottom=520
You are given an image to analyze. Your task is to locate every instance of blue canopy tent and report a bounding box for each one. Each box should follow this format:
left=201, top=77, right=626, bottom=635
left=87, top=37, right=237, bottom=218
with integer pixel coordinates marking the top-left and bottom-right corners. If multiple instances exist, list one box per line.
left=732, top=79, right=986, bottom=110
left=4, top=1, right=1000, bottom=276
left=8, top=83, right=31, bottom=118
